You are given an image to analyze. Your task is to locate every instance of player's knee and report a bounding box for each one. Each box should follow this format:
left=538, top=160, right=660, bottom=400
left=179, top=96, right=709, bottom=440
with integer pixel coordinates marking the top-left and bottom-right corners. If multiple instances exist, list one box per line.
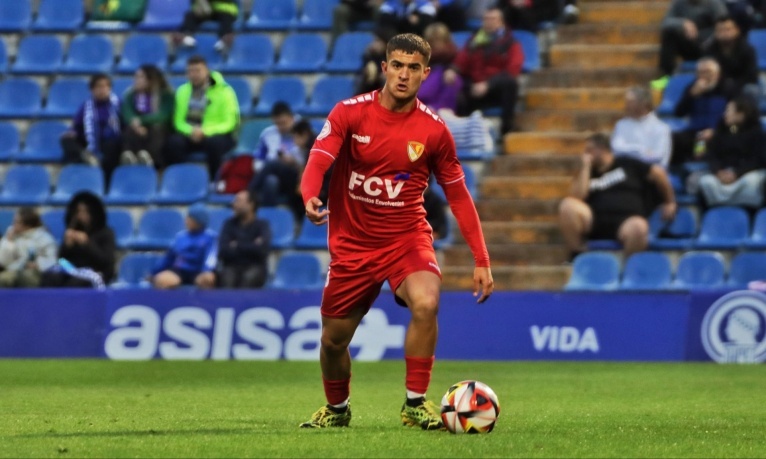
left=409, top=294, right=439, bottom=322
left=320, top=334, right=350, bottom=356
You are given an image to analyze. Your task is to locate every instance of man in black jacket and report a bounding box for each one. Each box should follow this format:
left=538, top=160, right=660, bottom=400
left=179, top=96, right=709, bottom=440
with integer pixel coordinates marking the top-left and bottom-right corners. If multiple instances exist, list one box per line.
left=703, top=15, right=760, bottom=97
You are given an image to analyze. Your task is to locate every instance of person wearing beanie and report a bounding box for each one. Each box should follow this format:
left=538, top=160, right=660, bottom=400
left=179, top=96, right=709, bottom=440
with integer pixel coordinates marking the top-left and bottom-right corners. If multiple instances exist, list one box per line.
left=151, top=203, right=218, bottom=289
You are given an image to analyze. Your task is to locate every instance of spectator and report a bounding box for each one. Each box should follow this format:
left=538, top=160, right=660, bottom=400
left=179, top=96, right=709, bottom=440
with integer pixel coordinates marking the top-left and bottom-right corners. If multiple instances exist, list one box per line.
left=653, top=0, right=727, bottom=86
left=41, top=191, right=116, bottom=287
left=178, top=0, right=239, bottom=52
left=698, top=95, right=766, bottom=208
left=356, top=27, right=395, bottom=94
left=702, top=14, right=759, bottom=98
left=120, top=64, right=175, bottom=169
left=445, top=7, right=524, bottom=135
left=419, top=22, right=462, bottom=112
left=165, top=55, right=240, bottom=179
left=671, top=57, right=736, bottom=165
left=434, top=0, right=467, bottom=31
left=611, top=86, right=672, bottom=168
left=151, top=204, right=217, bottom=289
left=60, top=73, right=122, bottom=185
left=377, top=0, right=437, bottom=36
left=423, top=184, right=448, bottom=241
left=217, top=190, right=272, bottom=289
left=332, top=0, right=381, bottom=44
left=558, top=133, right=677, bottom=257
left=0, top=208, right=57, bottom=288
left=497, top=0, right=538, bottom=31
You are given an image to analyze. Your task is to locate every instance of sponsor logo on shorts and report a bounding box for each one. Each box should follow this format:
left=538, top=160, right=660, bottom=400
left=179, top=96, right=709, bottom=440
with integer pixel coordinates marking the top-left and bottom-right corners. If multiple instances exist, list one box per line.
left=701, top=290, right=766, bottom=363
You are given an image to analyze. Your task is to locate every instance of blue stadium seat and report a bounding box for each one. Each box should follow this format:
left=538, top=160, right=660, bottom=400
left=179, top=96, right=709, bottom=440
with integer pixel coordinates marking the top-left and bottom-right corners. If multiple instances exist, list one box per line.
left=105, top=165, right=158, bottom=205
left=463, top=165, right=478, bottom=198
left=564, top=252, right=621, bottom=291
left=727, top=252, right=766, bottom=288
left=107, top=209, right=134, bottom=249
left=0, top=122, right=20, bottom=161
left=0, top=209, right=14, bottom=234
left=748, top=29, right=766, bottom=70
left=33, top=0, right=83, bottom=31
left=111, top=77, right=133, bottom=97
left=619, top=252, right=673, bottom=290
left=257, top=207, right=295, bottom=249
left=246, top=0, right=297, bottom=30
left=745, top=207, right=766, bottom=249
left=273, top=33, right=327, bottom=73
left=694, top=206, right=750, bottom=249
left=295, top=0, right=339, bottom=30
left=207, top=207, right=234, bottom=234
left=116, top=35, right=168, bottom=73
left=11, top=35, right=64, bottom=74
left=168, top=76, right=188, bottom=91
left=17, top=121, right=67, bottom=163
left=0, top=165, right=51, bottom=205
left=0, top=0, right=31, bottom=32
left=586, top=239, right=622, bottom=251
left=138, top=0, right=187, bottom=31
left=113, top=253, right=161, bottom=288
left=221, top=34, right=274, bottom=73
left=127, top=208, right=185, bottom=250
left=41, top=78, right=89, bottom=119
left=61, top=34, right=114, bottom=74
left=648, top=206, right=697, bottom=250
left=324, top=32, right=374, bottom=73
left=269, top=252, right=324, bottom=289
left=0, top=37, right=7, bottom=73
left=513, top=30, right=540, bottom=73
left=672, top=251, right=726, bottom=290
left=41, top=209, right=66, bottom=243
left=433, top=215, right=454, bottom=250
left=235, top=119, right=271, bottom=153
left=153, top=164, right=209, bottom=204
left=253, top=77, right=306, bottom=115
left=49, top=165, right=104, bottom=205
left=452, top=31, right=472, bottom=49
left=84, top=20, right=132, bottom=33
left=170, top=34, right=224, bottom=73
left=304, top=76, right=354, bottom=116
left=656, top=73, right=696, bottom=116
left=294, top=216, right=328, bottom=249
left=227, top=77, right=253, bottom=114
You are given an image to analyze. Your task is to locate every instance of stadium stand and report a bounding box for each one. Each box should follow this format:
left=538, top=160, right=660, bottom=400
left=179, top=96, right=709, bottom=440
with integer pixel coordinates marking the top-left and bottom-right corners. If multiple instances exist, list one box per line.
left=127, top=208, right=185, bottom=251
left=295, top=0, right=339, bottom=30
left=207, top=207, right=234, bottom=234
left=564, top=252, right=621, bottom=291
left=748, top=29, right=766, bottom=71
left=0, top=122, right=20, bottom=161
left=619, top=252, right=673, bottom=291
left=49, top=165, right=105, bottom=205
left=257, top=207, right=296, bottom=249
left=105, top=166, right=158, bottom=205
left=0, top=165, right=51, bottom=206
left=727, top=252, right=766, bottom=288
left=226, top=77, right=254, bottom=114
left=11, top=35, right=64, bottom=75
left=221, top=34, right=274, bottom=73
left=252, top=76, right=306, bottom=115
left=294, top=216, right=329, bottom=250
left=672, top=251, right=726, bottom=290
left=273, top=33, right=327, bottom=73
left=514, top=30, right=541, bottom=73
left=234, top=119, right=271, bottom=153
left=648, top=207, right=697, bottom=250
left=694, top=206, right=750, bottom=250
left=41, top=78, right=90, bottom=119
left=153, top=164, right=210, bottom=205
left=0, top=209, right=13, bottom=234
left=269, top=252, right=324, bottom=289
left=744, top=208, right=766, bottom=249
left=0, top=0, right=31, bottom=32
left=33, top=0, right=84, bottom=32
left=246, top=0, right=298, bottom=30
left=304, top=76, right=354, bottom=116
left=116, top=34, right=169, bottom=73
left=61, top=35, right=115, bottom=74
left=324, top=32, right=374, bottom=73
left=17, top=121, right=67, bottom=163
left=655, top=73, right=696, bottom=116
left=138, top=0, right=187, bottom=31
left=112, top=252, right=162, bottom=288
left=171, top=34, right=225, bottom=73
left=107, top=209, right=134, bottom=249
left=0, top=79, right=41, bottom=118
left=41, top=209, right=66, bottom=243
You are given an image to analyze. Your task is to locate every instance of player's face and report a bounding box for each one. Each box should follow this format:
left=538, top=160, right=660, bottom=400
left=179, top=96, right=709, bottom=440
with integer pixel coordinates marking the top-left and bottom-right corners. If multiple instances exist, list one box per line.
left=382, top=50, right=430, bottom=102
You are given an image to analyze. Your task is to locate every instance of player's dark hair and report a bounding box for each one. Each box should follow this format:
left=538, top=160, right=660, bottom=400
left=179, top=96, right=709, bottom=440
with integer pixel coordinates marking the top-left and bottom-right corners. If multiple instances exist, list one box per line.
left=386, top=33, right=431, bottom=64
left=271, top=101, right=293, bottom=117
left=89, top=73, right=111, bottom=89
left=186, top=54, right=208, bottom=67
left=586, top=133, right=611, bottom=151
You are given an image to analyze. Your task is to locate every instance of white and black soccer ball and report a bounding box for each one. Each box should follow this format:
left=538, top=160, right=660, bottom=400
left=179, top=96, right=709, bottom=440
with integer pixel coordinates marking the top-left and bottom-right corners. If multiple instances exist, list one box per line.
left=440, top=380, right=500, bottom=434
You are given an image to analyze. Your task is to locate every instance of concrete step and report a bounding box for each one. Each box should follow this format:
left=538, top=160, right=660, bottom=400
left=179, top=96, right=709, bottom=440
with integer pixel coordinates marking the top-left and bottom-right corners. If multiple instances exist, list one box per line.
left=504, top=132, right=587, bottom=155
left=455, top=221, right=562, bottom=245
left=488, top=154, right=579, bottom=177
left=476, top=198, right=560, bottom=222
left=525, top=87, right=626, bottom=111
left=480, top=176, right=570, bottom=199
left=579, top=1, right=667, bottom=25
left=527, top=67, right=656, bottom=88
left=556, top=24, right=659, bottom=45
left=550, top=44, right=658, bottom=68
left=518, top=109, right=622, bottom=132
left=442, top=265, right=571, bottom=291
left=443, top=244, right=570, bottom=266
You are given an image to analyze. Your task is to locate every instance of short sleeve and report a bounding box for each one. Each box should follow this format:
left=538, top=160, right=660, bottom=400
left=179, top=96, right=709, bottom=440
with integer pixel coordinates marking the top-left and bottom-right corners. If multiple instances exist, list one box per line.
left=430, top=125, right=464, bottom=187
left=310, top=103, right=350, bottom=161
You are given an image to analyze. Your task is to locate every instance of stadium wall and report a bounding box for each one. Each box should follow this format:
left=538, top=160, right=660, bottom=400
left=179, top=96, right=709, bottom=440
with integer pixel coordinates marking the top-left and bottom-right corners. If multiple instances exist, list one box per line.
left=0, top=289, right=764, bottom=363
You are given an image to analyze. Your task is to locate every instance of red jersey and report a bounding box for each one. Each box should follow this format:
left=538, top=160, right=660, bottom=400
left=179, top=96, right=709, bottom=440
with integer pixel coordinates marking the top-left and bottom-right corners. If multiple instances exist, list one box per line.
left=310, top=91, right=464, bottom=259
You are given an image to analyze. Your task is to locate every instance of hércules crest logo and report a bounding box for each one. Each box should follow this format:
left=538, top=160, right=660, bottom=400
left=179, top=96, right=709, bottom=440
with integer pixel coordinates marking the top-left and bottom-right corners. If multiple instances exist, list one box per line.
left=407, top=141, right=424, bottom=162
left=701, top=290, right=766, bottom=363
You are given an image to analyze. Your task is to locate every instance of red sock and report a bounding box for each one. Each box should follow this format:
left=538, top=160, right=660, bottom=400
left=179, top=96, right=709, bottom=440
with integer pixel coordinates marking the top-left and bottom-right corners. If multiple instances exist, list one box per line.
left=405, top=356, right=434, bottom=395
left=323, top=375, right=350, bottom=405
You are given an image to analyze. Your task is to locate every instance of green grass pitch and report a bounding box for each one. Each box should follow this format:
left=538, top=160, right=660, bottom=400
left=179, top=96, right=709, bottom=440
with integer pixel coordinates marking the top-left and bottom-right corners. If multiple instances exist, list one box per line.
left=1, top=360, right=765, bottom=458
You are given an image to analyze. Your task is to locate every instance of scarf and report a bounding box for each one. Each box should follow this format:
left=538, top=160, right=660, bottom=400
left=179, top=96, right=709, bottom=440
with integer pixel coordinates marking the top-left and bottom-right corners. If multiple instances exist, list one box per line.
left=84, top=93, right=121, bottom=155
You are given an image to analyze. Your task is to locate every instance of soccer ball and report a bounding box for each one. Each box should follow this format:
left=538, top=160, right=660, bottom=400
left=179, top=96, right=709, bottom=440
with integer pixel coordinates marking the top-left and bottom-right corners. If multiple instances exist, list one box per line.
left=440, top=380, right=500, bottom=434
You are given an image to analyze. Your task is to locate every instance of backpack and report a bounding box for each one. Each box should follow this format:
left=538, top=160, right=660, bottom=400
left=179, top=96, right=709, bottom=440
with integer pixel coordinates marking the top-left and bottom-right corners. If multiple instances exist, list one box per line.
left=216, top=154, right=255, bottom=194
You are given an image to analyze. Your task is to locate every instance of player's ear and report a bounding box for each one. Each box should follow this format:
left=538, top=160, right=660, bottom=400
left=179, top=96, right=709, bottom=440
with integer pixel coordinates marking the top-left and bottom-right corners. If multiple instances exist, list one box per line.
left=381, top=60, right=388, bottom=73
left=422, top=66, right=431, bottom=80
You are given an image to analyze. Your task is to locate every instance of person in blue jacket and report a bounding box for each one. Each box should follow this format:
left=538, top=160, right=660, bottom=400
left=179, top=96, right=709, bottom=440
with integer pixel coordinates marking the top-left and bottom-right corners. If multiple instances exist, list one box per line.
left=151, top=204, right=218, bottom=289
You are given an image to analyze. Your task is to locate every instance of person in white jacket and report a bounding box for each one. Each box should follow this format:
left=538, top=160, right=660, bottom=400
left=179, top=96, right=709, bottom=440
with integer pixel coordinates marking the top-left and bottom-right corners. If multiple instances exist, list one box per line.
left=0, top=208, right=57, bottom=288
left=611, top=86, right=672, bottom=169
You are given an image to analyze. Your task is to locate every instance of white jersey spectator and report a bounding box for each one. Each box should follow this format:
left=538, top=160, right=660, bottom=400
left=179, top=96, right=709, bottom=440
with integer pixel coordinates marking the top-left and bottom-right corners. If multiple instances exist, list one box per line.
left=611, top=87, right=672, bottom=168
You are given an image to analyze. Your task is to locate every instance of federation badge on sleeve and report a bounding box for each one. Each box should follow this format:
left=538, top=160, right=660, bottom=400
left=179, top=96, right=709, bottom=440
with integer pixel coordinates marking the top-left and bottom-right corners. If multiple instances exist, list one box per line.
left=317, top=120, right=331, bottom=140
left=407, top=141, right=424, bottom=162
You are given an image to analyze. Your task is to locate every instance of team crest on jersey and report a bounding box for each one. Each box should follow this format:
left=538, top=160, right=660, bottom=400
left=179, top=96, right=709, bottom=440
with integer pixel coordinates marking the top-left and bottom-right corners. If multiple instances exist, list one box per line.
left=407, top=141, right=425, bottom=162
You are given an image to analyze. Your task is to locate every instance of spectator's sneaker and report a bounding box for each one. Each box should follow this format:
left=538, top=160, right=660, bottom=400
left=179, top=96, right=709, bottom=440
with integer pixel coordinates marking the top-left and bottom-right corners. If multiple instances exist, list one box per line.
left=562, top=4, right=579, bottom=24
left=401, top=397, right=446, bottom=431
left=136, top=150, right=154, bottom=167
left=299, top=403, right=351, bottom=428
left=181, top=35, right=197, bottom=47
left=651, top=75, right=670, bottom=91
left=81, top=150, right=100, bottom=167
left=120, top=150, right=138, bottom=165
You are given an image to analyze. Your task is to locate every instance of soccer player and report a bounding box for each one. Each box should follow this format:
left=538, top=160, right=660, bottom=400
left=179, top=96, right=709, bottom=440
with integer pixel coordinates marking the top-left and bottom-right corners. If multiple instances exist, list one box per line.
left=299, top=33, right=494, bottom=430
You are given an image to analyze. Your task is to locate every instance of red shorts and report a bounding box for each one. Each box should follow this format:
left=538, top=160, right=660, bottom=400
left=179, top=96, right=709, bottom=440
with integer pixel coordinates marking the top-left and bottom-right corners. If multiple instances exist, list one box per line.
left=320, top=237, right=442, bottom=318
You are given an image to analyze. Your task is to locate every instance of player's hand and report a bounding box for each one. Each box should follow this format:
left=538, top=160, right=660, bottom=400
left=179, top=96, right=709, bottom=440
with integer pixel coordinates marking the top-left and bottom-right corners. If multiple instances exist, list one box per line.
left=473, top=267, right=494, bottom=304
left=305, top=197, right=329, bottom=225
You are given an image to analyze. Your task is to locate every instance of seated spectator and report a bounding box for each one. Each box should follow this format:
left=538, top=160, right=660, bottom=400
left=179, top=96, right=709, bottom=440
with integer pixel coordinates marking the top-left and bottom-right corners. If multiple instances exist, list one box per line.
left=653, top=0, right=727, bottom=87
left=377, top=0, right=437, bottom=36
left=698, top=95, right=766, bottom=208
left=702, top=14, right=759, bottom=99
left=671, top=57, right=736, bottom=165
left=60, top=73, right=122, bottom=185
left=165, top=55, right=240, bottom=179
left=120, top=64, right=175, bottom=169
left=558, top=133, right=677, bottom=257
left=0, top=208, right=57, bottom=288
left=611, top=86, right=672, bottom=168
left=444, top=7, right=523, bottom=135
left=41, top=191, right=116, bottom=288
left=356, top=27, right=394, bottom=94
left=218, top=190, right=272, bottom=289
left=497, top=0, right=538, bottom=31
left=178, top=0, right=239, bottom=51
left=419, top=22, right=462, bottom=112
left=151, top=204, right=217, bottom=289
left=332, top=0, right=381, bottom=44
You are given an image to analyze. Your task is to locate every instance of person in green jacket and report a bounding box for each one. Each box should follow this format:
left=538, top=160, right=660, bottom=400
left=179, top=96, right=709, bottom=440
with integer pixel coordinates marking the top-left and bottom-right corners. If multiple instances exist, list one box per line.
left=166, top=55, right=240, bottom=178
left=179, top=0, right=239, bottom=51
left=120, top=64, right=174, bottom=169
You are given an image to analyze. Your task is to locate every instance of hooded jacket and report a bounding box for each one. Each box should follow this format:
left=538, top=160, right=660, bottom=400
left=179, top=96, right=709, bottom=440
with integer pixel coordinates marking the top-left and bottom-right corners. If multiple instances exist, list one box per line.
left=173, top=71, right=240, bottom=137
left=59, top=191, right=116, bottom=282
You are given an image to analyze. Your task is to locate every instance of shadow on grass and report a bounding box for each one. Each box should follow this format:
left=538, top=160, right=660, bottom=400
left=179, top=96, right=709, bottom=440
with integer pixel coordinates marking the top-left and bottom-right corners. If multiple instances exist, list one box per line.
left=7, top=427, right=256, bottom=439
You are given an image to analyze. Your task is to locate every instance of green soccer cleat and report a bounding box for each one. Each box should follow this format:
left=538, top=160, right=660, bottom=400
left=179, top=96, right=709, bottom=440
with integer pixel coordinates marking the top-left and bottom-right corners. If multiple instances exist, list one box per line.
left=401, top=398, right=446, bottom=431
left=299, top=403, right=352, bottom=428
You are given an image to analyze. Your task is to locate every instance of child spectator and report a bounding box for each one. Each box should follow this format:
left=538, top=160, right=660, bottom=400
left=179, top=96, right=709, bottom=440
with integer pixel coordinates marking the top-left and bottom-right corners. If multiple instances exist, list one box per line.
left=0, top=208, right=57, bottom=288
